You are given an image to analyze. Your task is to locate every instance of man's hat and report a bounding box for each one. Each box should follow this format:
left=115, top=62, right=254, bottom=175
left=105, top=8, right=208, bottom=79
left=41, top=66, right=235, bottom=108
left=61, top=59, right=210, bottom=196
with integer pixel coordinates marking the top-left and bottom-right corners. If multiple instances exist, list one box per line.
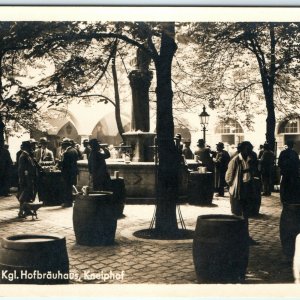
left=61, top=138, right=72, bottom=146
left=216, top=142, right=224, bottom=149
left=83, top=139, right=89, bottom=144
left=197, top=139, right=205, bottom=145
left=183, top=139, right=191, bottom=144
left=174, top=133, right=182, bottom=140
left=39, top=137, right=48, bottom=144
left=89, top=138, right=100, bottom=148
left=21, top=140, right=32, bottom=150
left=29, top=138, right=37, bottom=144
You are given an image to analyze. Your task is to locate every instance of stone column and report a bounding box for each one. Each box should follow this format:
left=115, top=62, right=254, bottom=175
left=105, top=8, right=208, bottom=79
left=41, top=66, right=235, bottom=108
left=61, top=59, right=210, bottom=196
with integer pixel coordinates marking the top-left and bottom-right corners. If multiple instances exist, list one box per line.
left=128, top=69, right=153, bottom=132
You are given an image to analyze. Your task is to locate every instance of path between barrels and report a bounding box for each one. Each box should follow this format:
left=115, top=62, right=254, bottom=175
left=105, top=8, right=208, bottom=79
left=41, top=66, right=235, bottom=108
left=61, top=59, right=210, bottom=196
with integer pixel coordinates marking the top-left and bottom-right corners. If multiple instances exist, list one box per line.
left=0, top=193, right=293, bottom=284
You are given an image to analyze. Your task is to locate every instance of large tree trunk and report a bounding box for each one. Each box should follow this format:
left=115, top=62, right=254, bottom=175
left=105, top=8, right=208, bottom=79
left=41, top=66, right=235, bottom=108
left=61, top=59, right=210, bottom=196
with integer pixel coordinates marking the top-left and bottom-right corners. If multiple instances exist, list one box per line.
left=0, top=117, right=4, bottom=147
left=154, top=23, right=180, bottom=236
left=264, top=24, right=276, bottom=151
left=111, top=42, right=125, bottom=141
left=265, top=91, right=276, bottom=151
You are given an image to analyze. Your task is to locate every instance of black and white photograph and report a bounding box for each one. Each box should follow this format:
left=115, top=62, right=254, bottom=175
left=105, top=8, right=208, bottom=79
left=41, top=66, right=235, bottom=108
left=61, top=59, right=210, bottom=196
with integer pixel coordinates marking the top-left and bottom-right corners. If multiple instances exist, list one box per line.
left=1, top=5, right=300, bottom=296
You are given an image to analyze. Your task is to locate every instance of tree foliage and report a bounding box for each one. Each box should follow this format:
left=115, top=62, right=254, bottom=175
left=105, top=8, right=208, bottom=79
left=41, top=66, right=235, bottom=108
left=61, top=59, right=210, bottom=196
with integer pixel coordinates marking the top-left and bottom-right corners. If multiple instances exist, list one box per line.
left=177, top=22, right=300, bottom=149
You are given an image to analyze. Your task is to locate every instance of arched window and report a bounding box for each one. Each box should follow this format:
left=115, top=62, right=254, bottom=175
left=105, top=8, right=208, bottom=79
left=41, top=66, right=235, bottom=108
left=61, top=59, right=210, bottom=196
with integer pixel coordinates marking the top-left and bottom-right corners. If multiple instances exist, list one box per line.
left=215, top=119, right=244, bottom=145
left=277, top=119, right=300, bottom=154
left=278, top=119, right=299, bottom=134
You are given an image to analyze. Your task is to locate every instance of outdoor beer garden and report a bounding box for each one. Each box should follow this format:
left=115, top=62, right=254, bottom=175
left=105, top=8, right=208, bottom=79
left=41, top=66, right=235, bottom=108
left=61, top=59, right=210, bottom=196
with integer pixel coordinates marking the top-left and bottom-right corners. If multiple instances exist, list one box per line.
left=1, top=20, right=300, bottom=287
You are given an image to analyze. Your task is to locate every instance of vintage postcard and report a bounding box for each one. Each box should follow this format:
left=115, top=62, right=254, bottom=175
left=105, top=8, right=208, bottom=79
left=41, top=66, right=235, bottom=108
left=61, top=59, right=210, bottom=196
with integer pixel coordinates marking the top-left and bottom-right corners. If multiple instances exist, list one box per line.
left=1, top=5, right=300, bottom=297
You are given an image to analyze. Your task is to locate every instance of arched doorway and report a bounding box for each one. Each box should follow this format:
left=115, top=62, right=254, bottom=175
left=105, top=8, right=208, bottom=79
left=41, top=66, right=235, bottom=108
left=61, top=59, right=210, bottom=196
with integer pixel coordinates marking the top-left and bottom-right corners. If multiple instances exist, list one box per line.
left=91, top=112, right=130, bottom=146
left=215, top=119, right=244, bottom=146
left=31, top=109, right=80, bottom=158
left=278, top=119, right=300, bottom=153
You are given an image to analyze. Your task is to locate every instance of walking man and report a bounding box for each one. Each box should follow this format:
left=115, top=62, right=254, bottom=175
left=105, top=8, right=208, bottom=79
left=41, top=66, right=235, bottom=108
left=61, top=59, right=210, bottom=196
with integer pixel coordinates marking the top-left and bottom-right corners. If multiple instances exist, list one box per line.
left=60, top=138, right=78, bottom=207
left=213, top=142, right=230, bottom=197
left=88, top=139, right=111, bottom=191
left=225, top=141, right=259, bottom=245
left=17, top=141, right=38, bottom=217
left=278, top=140, right=299, bottom=203
left=260, top=143, right=275, bottom=196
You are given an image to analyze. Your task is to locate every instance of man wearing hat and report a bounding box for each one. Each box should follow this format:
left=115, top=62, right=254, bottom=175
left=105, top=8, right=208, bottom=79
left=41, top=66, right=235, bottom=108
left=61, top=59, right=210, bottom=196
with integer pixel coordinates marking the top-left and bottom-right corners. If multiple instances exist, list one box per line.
left=225, top=141, right=259, bottom=245
left=88, top=138, right=111, bottom=191
left=35, top=137, right=54, bottom=164
left=82, top=139, right=91, bottom=159
left=174, top=133, right=183, bottom=154
left=213, top=142, right=230, bottom=197
left=60, top=138, right=78, bottom=207
left=17, top=141, right=39, bottom=217
left=0, top=143, right=13, bottom=197
left=259, top=143, right=275, bottom=196
left=194, top=139, right=213, bottom=172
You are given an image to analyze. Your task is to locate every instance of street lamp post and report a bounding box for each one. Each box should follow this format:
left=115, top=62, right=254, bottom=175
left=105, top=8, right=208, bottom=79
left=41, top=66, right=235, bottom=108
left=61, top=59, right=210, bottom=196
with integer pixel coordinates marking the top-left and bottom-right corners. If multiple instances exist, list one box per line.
left=199, top=105, right=210, bottom=144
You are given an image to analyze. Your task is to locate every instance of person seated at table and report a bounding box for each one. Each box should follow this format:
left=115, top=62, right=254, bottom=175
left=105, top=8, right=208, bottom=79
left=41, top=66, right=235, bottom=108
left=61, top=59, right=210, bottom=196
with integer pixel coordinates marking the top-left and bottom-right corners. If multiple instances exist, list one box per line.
left=35, top=137, right=54, bottom=164
left=88, top=139, right=111, bottom=191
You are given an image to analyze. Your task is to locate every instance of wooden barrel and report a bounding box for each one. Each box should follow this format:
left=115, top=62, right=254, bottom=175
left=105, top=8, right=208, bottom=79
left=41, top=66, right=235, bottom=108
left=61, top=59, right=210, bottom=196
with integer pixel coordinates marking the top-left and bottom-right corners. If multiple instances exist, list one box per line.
left=188, top=172, right=214, bottom=205
left=110, top=177, right=126, bottom=218
left=37, top=171, right=64, bottom=206
left=73, top=193, right=117, bottom=246
left=0, top=234, right=69, bottom=284
left=293, top=234, right=300, bottom=283
left=193, top=214, right=249, bottom=283
left=280, top=203, right=300, bottom=258
left=248, top=178, right=262, bottom=217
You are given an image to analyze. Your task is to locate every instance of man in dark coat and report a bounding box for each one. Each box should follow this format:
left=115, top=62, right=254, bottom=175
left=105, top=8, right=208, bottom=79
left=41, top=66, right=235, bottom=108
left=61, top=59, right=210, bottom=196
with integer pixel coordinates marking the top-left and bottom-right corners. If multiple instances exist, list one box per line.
left=182, top=139, right=194, bottom=160
left=60, top=138, right=78, bottom=207
left=260, top=143, right=275, bottom=196
left=0, top=144, right=13, bottom=196
left=17, top=141, right=38, bottom=217
left=213, top=142, right=230, bottom=197
left=88, top=139, right=111, bottom=191
left=82, top=139, right=91, bottom=159
left=194, top=139, right=214, bottom=172
left=278, top=140, right=299, bottom=203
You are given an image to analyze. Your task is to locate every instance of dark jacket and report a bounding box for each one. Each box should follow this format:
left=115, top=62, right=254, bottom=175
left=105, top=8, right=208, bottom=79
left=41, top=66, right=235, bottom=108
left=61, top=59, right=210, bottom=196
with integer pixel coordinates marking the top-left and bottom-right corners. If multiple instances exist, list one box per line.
left=18, top=151, right=38, bottom=202
left=61, top=147, right=78, bottom=183
left=88, top=148, right=110, bottom=190
left=278, top=148, right=299, bottom=177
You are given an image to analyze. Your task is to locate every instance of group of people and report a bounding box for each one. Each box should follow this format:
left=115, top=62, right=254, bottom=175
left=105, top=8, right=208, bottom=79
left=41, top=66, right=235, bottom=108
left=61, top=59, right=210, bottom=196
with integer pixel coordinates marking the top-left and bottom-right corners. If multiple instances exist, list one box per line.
left=176, top=134, right=299, bottom=245
left=14, top=136, right=111, bottom=217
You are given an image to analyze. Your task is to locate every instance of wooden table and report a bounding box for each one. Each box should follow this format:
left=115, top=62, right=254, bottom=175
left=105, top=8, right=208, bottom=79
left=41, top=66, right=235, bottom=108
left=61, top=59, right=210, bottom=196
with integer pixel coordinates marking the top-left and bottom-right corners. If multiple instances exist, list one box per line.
left=37, top=170, right=64, bottom=206
left=188, top=171, right=214, bottom=205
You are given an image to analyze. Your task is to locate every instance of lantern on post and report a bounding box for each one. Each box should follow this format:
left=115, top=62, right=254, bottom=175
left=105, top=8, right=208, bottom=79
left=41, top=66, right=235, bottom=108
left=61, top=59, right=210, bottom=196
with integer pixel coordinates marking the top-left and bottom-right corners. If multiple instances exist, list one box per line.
left=198, top=105, right=210, bottom=143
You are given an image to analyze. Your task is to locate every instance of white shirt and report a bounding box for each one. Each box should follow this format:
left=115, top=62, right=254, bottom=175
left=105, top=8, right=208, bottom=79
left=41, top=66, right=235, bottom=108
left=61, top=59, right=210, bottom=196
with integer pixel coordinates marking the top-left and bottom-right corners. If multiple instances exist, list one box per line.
left=238, top=153, right=251, bottom=183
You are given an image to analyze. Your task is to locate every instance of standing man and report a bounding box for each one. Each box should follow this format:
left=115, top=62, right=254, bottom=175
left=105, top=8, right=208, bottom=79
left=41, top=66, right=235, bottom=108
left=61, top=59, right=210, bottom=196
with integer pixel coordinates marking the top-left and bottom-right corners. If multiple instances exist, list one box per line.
left=174, top=133, right=183, bottom=155
left=182, top=139, right=194, bottom=160
left=88, top=139, right=111, bottom=191
left=225, top=141, right=258, bottom=245
left=260, top=143, right=275, bottom=196
left=213, top=142, right=230, bottom=197
left=60, top=138, right=78, bottom=208
left=0, top=143, right=13, bottom=196
left=35, top=137, right=54, bottom=164
left=82, top=139, right=91, bottom=159
left=17, top=141, right=38, bottom=217
left=194, top=139, right=214, bottom=172
left=278, top=140, right=299, bottom=203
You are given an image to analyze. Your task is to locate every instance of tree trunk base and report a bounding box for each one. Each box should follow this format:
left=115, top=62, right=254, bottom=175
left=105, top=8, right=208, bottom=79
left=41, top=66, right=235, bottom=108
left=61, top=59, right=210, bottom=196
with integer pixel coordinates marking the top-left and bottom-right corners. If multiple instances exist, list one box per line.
left=133, top=228, right=194, bottom=240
